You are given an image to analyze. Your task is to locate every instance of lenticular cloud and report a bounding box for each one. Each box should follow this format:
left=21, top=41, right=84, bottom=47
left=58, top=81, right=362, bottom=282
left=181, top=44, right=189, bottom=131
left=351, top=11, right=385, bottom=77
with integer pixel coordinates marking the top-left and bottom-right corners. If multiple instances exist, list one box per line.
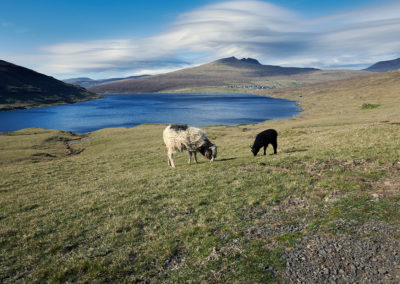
left=37, top=0, right=400, bottom=76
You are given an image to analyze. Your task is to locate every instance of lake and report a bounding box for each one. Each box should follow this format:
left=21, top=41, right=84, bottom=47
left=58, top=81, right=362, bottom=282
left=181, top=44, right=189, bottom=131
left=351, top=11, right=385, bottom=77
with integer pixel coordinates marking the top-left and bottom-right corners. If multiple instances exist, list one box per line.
left=0, top=93, right=300, bottom=133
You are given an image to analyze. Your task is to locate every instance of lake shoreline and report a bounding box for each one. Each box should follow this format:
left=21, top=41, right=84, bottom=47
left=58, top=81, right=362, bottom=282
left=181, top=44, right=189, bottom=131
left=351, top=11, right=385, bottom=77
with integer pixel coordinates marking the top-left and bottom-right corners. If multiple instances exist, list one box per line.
left=0, top=93, right=301, bottom=134
left=0, top=95, right=104, bottom=112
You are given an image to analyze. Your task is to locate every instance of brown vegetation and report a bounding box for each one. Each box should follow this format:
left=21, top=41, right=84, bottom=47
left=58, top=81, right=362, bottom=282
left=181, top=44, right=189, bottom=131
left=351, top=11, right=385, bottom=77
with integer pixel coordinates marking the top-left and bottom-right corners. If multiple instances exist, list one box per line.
left=89, top=57, right=368, bottom=94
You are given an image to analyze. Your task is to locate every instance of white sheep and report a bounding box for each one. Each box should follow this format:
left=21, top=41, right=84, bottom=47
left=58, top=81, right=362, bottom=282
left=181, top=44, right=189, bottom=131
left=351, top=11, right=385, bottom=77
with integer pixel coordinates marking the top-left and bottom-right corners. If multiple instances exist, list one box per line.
left=163, top=124, right=217, bottom=168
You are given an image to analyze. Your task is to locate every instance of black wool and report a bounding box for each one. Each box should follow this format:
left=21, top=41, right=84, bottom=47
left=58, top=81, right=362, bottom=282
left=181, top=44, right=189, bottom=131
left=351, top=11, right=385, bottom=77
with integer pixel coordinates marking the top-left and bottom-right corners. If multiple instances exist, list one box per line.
left=251, top=129, right=278, bottom=156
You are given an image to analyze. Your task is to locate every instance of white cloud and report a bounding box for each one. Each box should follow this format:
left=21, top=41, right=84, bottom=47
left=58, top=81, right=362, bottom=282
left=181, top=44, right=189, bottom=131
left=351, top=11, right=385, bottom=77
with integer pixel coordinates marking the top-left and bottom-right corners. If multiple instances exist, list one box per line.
left=12, top=0, right=400, bottom=77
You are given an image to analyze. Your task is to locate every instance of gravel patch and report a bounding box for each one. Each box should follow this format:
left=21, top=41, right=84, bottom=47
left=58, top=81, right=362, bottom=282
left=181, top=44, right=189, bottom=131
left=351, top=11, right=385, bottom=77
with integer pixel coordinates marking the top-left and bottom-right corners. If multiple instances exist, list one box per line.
left=282, top=220, right=400, bottom=283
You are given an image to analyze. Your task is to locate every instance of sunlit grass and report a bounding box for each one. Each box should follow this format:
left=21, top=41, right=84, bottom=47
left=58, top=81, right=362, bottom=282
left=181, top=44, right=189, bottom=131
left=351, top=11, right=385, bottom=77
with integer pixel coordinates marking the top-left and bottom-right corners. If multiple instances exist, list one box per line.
left=1, top=71, right=400, bottom=282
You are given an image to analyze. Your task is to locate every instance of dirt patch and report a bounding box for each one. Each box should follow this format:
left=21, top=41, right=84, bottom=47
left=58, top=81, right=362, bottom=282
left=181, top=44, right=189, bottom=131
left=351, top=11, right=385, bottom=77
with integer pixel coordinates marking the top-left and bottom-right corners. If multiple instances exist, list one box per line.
left=242, top=127, right=258, bottom=132
left=369, top=189, right=400, bottom=201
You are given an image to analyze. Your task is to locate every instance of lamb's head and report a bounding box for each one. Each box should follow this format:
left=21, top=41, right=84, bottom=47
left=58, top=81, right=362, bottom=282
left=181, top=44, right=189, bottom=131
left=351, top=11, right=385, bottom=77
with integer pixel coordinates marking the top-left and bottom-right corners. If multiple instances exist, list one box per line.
left=251, top=146, right=259, bottom=156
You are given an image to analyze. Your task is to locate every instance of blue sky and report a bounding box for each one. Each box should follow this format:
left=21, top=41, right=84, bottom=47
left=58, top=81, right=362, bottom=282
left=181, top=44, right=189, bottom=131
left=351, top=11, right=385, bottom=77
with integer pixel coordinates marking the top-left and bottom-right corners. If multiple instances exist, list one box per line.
left=1, top=0, right=399, bottom=79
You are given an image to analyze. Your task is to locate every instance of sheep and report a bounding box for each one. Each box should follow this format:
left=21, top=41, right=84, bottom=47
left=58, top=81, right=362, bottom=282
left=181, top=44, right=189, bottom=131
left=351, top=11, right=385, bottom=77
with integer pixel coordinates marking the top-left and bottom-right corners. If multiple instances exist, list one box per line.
left=163, top=124, right=217, bottom=168
left=251, top=129, right=278, bottom=156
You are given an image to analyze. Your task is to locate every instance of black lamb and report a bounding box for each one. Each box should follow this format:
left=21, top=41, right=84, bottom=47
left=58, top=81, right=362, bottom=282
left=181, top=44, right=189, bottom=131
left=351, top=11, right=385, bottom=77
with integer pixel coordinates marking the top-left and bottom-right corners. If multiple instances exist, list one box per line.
left=251, top=129, right=278, bottom=156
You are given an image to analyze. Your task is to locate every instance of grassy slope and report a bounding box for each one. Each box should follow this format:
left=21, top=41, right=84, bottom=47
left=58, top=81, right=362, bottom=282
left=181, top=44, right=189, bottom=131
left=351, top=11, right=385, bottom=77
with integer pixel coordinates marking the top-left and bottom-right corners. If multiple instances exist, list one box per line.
left=1, top=71, right=399, bottom=282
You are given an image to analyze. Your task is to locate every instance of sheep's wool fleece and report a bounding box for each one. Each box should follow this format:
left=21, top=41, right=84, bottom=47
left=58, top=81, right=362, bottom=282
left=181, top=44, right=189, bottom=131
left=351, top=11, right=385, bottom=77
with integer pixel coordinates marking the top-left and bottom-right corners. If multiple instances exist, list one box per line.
left=163, top=125, right=208, bottom=152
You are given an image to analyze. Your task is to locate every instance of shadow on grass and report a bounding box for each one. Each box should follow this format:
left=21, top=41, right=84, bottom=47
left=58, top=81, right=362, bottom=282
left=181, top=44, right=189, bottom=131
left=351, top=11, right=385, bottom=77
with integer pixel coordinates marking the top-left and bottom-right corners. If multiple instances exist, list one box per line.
left=215, top=158, right=237, bottom=162
left=283, top=148, right=308, bottom=153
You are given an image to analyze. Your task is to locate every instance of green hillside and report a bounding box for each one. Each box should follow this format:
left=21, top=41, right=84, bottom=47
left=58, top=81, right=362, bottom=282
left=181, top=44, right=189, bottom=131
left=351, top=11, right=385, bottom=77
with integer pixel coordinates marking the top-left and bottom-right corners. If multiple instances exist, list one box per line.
left=1, top=71, right=399, bottom=282
left=0, top=60, right=101, bottom=111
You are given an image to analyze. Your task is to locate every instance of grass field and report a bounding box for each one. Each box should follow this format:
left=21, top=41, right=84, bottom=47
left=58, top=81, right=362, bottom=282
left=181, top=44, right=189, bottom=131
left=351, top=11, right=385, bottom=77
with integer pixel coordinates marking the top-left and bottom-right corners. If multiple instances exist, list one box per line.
left=1, top=71, right=399, bottom=282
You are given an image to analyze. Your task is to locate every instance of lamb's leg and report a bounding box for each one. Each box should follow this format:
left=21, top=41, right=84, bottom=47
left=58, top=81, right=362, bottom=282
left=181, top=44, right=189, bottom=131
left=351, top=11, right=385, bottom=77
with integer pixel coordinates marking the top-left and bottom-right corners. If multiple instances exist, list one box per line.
left=168, top=151, right=175, bottom=168
left=272, top=141, right=277, bottom=154
left=188, top=152, right=192, bottom=164
left=263, top=145, right=267, bottom=155
left=194, top=152, right=198, bottom=164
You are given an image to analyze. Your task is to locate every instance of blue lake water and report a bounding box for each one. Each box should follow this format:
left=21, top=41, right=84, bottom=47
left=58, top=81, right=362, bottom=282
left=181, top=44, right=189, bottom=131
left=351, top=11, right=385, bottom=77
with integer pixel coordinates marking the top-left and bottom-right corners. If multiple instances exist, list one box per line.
left=0, top=93, right=300, bottom=133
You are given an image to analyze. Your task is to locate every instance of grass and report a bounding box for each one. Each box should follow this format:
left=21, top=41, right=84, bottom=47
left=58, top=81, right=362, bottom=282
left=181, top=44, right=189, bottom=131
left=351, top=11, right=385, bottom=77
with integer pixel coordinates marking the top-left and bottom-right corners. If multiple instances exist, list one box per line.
left=1, top=71, right=400, bottom=282
left=361, top=103, right=380, bottom=110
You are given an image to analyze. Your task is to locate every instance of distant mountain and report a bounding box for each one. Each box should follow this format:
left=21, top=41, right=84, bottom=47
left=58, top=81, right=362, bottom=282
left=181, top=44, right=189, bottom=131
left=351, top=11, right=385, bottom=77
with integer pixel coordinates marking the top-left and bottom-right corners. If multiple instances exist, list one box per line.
left=64, top=75, right=150, bottom=88
left=89, top=57, right=320, bottom=94
left=218, top=57, right=261, bottom=65
left=364, top=58, right=400, bottom=72
left=0, top=60, right=101, bottom=111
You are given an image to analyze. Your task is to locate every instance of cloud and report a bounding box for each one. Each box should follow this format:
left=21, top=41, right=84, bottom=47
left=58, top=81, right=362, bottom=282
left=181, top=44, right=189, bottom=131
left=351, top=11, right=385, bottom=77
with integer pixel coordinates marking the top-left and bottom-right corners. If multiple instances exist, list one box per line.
left=18, top=0, right=400, bottom=77
left=1, top=22, right=14, bottom=28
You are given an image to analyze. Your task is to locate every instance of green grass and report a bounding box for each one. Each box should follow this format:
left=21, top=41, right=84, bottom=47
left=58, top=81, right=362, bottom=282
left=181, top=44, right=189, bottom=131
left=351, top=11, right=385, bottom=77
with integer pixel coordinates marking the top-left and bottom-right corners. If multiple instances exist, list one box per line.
left=361, top=103, right=381, bottom=110
left=276, top=232, right=303, bottom=246
left=1, top=71, right=400, bottom=282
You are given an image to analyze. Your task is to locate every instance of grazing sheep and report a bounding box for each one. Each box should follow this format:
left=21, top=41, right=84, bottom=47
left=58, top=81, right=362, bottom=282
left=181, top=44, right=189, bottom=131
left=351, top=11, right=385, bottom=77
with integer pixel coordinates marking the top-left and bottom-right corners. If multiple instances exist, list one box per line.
left=163, top=124, right=217, bottom=168
left=251, top=129, right=278, bottom=156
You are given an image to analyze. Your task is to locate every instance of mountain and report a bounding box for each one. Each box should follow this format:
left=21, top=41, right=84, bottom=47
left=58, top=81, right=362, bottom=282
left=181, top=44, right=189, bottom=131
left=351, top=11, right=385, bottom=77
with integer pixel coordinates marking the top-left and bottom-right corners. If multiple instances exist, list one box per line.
left=212, top=57, right=318, bottom=75
left=364, top=58, right=400, bottom=72
left=0, top=60, right=101, bottom=111
left=88, top=57, right=321, bottom=94
left=64, top=75, right=150, bottom=88
left=63, top=77, right=94, bottom=88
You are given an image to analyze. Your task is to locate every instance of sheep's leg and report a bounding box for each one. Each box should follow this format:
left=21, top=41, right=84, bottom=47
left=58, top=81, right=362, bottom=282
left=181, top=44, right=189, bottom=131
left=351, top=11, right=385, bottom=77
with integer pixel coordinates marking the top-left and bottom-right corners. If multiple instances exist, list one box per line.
left=272, top=141, right=277, bottom=154
left=168, top=151, right=175, bottom=168
left=188, top=152, right=198, bottom=164
left=263, top=145, right=267, bottom=155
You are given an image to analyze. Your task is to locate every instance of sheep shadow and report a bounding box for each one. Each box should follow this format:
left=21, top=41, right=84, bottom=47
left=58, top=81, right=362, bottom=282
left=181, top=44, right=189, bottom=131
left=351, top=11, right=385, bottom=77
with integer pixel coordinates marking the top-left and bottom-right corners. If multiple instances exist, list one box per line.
left=215, top=158, right=237, bottom=162
left=283, top=147, right=308, bottom=153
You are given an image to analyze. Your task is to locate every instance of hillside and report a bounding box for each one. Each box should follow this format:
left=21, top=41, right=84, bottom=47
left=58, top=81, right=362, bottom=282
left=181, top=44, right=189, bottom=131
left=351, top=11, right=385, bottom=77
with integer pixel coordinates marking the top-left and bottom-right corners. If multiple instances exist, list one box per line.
left=89, top=57, right=370, bottom=94
left=1, top=70, right=399, bottom=282
left=364, top=57, right=400, bottom=72
left=88, top=57, right=322, bottom=93
left=63, top=75, right=149, bottom=88
left=0, top=60, right=101, bottom=111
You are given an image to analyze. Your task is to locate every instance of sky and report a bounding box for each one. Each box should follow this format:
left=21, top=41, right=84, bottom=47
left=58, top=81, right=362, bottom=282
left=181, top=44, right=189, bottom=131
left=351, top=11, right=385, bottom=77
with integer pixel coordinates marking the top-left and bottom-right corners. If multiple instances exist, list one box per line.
left=1, top=0, right=399, bottom=79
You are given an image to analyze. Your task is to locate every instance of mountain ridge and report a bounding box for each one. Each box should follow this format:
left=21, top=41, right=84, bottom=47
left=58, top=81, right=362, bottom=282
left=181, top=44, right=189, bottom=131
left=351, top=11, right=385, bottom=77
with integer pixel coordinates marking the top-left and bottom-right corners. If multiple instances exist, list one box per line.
left=364, top=58, right=400, bottom=72
left=64, top=75, right=150, bottom=88
left=89, top=57, right=322, bottom=94
left=0, top=60, right=101, bottom=111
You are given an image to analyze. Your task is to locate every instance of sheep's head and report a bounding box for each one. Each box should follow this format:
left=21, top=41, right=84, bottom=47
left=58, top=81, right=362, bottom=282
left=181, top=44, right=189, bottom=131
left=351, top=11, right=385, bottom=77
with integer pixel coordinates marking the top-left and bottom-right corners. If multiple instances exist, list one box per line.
left=204, top=145, right=217, bottom=161
left=209, top=145, right=217, bottom=161
left=200, top=143, right=217, bottom=161
left=205, top=149, right=212, bottom=160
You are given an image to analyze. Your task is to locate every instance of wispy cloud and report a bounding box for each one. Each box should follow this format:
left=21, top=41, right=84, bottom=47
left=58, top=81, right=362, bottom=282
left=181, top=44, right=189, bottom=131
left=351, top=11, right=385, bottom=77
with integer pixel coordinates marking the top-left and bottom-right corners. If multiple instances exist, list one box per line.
left=1, top=22, right=14, bottom=28
left=14, top=0, right=400, bottom=77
